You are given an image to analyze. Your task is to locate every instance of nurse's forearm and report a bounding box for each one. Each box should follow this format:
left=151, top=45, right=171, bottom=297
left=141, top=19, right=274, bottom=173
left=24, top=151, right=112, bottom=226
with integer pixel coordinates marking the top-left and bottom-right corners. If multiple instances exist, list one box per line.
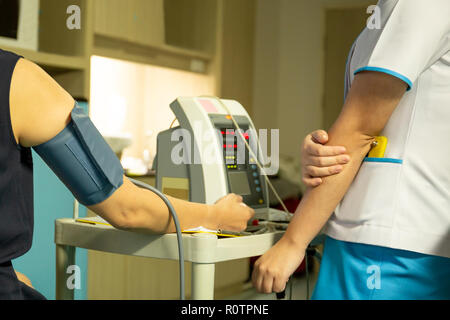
left=284, top=132, right=372, bottom=250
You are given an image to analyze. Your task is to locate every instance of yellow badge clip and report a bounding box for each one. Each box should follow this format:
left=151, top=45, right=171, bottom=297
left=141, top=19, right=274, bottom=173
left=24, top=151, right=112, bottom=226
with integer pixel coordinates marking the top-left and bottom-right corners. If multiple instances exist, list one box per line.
left=368, top=136, right=388, bottom=158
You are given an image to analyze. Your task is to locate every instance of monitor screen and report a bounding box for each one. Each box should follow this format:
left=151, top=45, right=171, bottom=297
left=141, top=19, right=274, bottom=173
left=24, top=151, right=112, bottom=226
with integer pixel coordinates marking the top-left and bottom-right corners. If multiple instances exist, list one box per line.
left=0, top=0, right=20, bottom=39
left=228, top=171, right=251, bottom=196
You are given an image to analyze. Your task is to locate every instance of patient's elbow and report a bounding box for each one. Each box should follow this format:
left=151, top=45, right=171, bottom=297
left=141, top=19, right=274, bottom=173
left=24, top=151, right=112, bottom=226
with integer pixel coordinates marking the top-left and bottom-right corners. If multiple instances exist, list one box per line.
left=107, top=213, right=129, bottom=230
left=107, top=205, right=165, bottom=234
left=88, top=201, right=137, bottom=231
left=108, top=207, right=139, bottom=231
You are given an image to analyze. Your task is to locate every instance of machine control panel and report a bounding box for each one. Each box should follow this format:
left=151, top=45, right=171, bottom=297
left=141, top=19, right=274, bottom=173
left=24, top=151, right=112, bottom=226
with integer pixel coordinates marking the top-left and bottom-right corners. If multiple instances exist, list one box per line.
left=211, top=115, right=266, bottom=208
left=156, top=97, right=269, bottom=207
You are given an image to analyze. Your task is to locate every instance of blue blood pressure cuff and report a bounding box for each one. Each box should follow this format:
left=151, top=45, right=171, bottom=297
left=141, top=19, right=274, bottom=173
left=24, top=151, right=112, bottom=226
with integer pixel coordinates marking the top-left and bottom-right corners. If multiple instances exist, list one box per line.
left=33, top=103, right=124, bottom=206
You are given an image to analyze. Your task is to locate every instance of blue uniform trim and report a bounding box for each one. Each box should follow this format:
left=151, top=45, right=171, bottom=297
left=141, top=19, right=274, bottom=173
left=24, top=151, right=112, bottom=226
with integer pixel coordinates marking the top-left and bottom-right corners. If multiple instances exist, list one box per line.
left=354, top=66, right=412, bottom=91
left=364, top=157, right=403, bottom=164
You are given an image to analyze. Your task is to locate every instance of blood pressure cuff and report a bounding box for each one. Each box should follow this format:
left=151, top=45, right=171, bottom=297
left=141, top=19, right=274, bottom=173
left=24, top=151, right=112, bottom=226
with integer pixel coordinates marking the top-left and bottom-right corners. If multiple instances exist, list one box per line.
left=33, top=103, right=124, bottom=206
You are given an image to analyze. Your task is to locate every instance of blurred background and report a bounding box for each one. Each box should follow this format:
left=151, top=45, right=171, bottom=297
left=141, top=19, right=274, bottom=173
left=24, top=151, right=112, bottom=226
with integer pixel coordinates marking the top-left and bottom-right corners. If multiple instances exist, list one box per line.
left=0, top=0, right=373, bottom=299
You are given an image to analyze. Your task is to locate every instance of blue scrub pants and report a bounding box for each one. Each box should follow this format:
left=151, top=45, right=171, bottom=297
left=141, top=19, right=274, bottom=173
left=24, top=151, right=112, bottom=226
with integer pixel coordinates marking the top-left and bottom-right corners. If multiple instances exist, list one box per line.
left=312, top=236, right=450, bottom=300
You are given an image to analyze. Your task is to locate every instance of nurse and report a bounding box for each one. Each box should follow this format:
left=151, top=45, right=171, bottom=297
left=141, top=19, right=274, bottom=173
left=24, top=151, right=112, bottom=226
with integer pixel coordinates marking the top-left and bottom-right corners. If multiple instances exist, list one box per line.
left=252, top=0, right=450, bottom=299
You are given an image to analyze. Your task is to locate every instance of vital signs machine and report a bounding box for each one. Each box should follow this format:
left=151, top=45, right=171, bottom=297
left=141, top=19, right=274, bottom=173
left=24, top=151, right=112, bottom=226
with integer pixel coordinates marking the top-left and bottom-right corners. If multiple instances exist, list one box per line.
left=54, top=97, right=297, bottom=300
left=155, top=97, right=286, bottom=221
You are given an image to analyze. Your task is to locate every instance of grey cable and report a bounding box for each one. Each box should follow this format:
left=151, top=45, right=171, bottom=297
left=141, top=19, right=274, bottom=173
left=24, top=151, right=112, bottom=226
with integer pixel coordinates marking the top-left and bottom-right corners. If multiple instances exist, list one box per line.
left=129, top=178, right=185, bottom=300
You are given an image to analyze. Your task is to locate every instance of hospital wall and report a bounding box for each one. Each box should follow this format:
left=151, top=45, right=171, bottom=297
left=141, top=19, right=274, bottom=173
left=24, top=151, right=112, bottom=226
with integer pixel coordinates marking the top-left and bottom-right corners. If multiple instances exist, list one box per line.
left=253, top=0, right=324, bottom=159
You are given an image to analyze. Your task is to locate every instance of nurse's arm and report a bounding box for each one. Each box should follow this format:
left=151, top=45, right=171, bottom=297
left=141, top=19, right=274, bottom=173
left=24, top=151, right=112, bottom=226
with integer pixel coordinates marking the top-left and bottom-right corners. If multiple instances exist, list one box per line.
left=10, top=59, right=254, bottom=234
left=286, top=70, right=407, bottom=247
left=252, top=71, right=407, bottom=293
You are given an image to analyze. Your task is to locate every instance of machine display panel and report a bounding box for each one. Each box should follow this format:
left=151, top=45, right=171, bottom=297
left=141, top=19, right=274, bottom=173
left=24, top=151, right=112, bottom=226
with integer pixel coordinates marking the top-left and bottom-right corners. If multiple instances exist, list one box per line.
left=228, top=171, right=251, bottom=195
left=210, top=115, right=266, bottom=208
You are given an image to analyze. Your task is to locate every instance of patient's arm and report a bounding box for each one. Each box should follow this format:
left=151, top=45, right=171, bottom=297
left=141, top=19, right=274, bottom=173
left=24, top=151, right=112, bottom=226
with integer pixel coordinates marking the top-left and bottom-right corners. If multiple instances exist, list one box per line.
left=10, top=58, right=254, bottom=234
left=252, top=71, right=407, bottom=293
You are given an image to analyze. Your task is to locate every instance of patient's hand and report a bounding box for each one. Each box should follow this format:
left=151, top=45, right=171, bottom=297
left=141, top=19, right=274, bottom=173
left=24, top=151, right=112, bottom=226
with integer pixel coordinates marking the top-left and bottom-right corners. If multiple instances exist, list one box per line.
left=301, top=130, right=350, bottom=187
left=213, top=194, right=255, bottom=232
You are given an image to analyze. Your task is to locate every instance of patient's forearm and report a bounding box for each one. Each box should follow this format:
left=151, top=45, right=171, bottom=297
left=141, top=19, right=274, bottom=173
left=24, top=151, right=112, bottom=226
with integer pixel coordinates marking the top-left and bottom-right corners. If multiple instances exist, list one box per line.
left=90, top=176, right=253, bottom=234
left=119, top=183, right=216, bottom=234
left=90, top=177, right=216, bottom=234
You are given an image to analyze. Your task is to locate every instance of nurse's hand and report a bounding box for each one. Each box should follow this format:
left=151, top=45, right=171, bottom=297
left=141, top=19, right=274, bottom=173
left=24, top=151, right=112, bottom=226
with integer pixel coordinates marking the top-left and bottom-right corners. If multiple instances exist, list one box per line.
left=252, top=237, right=305, bottom=293
left=301, top=130, right=350, bottom=187
left=213, top=194, right=255, bottom=232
